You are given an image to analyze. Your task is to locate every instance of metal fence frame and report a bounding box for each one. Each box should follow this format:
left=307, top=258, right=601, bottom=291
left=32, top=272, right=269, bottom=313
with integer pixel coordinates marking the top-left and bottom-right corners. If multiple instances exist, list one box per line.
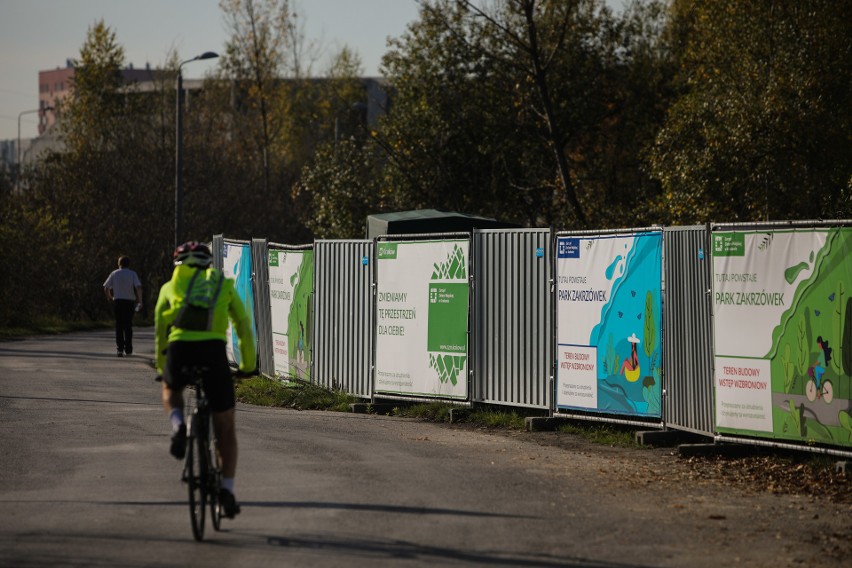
left=662, top=226, right=715, bottom=437
left=709, top=219, right=852, bottom=458
left=251, top=238, right=273, bottom=378
left=552, top=227, right=665, bottom=429
left=372, top=232, right=473, bottom=405
left=312, top=240, right=374, bottom=398
left=472, top=228, right=551, bottom=409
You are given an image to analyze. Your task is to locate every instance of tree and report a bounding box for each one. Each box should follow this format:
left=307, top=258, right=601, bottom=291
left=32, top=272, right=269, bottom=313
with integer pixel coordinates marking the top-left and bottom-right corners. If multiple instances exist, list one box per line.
left=643, top=290, right=657, bottom=374
left=363, top=0, right=671, bottom=231
left=648, top=1, right=852, bottom=224
left=21, top=21, right=175, bottom=319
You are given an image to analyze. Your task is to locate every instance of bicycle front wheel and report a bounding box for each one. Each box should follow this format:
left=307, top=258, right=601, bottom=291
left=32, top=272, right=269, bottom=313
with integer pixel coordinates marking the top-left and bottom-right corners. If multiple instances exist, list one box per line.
left=187, top=418, right=207, bottom=541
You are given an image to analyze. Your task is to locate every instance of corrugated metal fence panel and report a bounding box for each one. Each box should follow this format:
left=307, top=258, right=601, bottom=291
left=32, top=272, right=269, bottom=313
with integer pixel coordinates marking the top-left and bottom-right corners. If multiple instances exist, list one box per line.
left=313, top=240, right=373, bottom=398
left=251, top=238, right=274, bottom=378
left=212, top=234, right=224, bottom=271
left=473, top=229, right=551, bottom=409
left=663, top=226, right=715, bottom=436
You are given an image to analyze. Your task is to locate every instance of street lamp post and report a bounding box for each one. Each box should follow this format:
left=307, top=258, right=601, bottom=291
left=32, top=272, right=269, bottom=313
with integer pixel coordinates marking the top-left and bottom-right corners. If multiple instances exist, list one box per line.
left=17, top=106, right=53, bottom=189
left=175, top=51, right=218, bottom=250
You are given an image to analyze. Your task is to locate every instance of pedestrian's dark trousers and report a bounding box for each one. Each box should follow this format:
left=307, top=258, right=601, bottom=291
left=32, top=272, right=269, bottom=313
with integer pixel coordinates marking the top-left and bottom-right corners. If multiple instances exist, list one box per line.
left=114, top=299, right=135, bottom=354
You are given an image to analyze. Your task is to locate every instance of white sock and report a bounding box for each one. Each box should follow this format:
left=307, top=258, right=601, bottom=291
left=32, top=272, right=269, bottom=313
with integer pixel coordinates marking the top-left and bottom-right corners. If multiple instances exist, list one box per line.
left=170, top=409, right=184, bottom=431
left=222, top=477, right=235, bottom=493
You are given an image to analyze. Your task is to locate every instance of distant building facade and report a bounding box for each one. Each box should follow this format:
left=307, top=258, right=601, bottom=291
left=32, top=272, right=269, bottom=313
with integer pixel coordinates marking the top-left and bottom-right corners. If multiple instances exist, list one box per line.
left=2, top=59, right=390, bottom=172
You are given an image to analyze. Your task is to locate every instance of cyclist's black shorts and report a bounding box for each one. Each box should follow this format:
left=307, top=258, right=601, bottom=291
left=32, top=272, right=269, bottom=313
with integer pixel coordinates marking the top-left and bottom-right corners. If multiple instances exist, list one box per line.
left=165, top=339, right=235, bottom=412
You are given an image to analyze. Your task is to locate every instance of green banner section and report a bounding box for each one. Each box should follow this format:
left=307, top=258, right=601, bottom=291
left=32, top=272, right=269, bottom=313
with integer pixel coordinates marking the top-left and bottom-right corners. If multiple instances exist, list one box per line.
left=712, top=233, right=745, bottom=256
left=427, top=282, right=468, bottom=353
left=377, top=242, right=398, bottom=259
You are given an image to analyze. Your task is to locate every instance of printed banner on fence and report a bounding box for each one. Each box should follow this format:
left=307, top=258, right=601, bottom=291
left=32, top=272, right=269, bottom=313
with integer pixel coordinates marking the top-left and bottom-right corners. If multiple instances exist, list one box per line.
left=268, top=249, right=313, bottom=381
left=555, top=232, right=663, bottom=418
left=713, top=228, right=852, bottom=448
left=221, top=242, right=256, bottom=367
left=374, top=239, right=469, bottom=399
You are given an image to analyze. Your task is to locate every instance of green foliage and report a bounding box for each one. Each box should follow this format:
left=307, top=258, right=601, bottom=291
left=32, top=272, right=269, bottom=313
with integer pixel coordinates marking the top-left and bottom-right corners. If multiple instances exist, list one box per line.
left=788, top=400, right=804, bottom=438
left=603, top=333, right=620, bottom=376
left=643, top=291, right=656, bottom=370
left=839, top=411, right=852, bottom=443
left=556, top=421, right=641, bottom=448
left=468, top=409, right=527, bottom=430
left=234, top=376, right=356, bottom=411
left=832, top=280, right=845, bottom=374
left=643, top=377, right=662, bottom=415
left=844, top=298, right=852, bottom=378
left=298, top=139, right=385, bottom=238
left=393, top=401, right=457, bottom=422
left=648, top=1, right=852, bottom=224
left=371, top=0, right=671, bottom=230
left=797, top=316, right=809, bottom=376
left=781, top=343, right=796, bottom=393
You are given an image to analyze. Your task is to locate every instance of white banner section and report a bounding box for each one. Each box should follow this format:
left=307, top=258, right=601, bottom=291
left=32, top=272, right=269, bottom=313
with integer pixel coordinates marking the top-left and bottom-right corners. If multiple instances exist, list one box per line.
left=375, top=240, right=469, bottom=400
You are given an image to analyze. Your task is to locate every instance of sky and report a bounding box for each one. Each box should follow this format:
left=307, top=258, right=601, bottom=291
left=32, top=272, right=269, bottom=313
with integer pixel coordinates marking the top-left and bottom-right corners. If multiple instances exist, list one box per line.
left=0, top=0, right=423, bottom=141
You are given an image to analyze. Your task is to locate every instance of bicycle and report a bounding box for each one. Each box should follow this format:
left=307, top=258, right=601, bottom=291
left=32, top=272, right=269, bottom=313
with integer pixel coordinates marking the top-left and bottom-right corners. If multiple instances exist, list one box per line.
left=182, top=365, right=223, bottom=541
left=805, top=370, right=834, bottom=404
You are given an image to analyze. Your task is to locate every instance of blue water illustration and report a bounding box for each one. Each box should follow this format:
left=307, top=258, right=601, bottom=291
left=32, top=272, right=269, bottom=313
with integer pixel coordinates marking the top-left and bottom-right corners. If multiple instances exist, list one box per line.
left=588, top=233, right=663, bottom=417
left=230, top=244, right=257, bottom=365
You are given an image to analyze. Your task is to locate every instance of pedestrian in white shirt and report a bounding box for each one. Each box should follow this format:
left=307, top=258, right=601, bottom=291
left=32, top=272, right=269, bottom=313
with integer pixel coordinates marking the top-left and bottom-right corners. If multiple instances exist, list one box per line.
left=103, top=256, right=143, bottom=356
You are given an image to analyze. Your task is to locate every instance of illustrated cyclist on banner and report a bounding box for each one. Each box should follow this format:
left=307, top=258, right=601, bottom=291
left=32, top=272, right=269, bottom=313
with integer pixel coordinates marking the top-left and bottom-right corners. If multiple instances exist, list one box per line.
left=154, top=241, right=257, bottom=518
left=807, top=335, right=833, bottom=402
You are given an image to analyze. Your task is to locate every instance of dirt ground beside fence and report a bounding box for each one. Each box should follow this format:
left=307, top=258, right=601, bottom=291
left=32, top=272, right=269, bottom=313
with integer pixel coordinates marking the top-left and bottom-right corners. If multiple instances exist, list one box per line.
left=462, top=423, right=852, bottom=564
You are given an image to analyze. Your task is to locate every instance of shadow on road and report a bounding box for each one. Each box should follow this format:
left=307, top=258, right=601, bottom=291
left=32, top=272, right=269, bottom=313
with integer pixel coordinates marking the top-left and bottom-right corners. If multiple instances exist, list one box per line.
left=259, top=531, right=645, bottom=567
left=241, top=500, right=537, bottom=519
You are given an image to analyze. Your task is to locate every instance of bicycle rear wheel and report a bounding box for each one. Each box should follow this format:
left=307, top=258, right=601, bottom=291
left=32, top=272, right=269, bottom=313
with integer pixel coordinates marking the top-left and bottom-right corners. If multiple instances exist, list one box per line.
left=187, top=416, right=207, bottom=541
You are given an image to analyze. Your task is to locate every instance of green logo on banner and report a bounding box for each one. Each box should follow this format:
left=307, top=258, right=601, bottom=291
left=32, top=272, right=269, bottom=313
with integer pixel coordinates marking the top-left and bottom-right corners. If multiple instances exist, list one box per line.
left=713, top=233, right=745, bottom=256
left=426, top=243, right=469, bottom=386
left=378, top=243, right=398, bottom=259
left=268, top=250, right=279, bottom=266
left=427, top=283, right=468, bottom=354
left=430, top=353, right=467, bottom=386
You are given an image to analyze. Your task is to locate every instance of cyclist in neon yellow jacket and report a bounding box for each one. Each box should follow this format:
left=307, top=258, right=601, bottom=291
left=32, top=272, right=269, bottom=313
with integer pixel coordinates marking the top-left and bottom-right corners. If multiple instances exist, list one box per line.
left=155, top=241, right=256, bottom=519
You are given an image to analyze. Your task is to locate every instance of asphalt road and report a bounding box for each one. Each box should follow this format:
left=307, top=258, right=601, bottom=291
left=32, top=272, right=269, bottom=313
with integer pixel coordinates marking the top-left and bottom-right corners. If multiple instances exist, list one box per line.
left=0, top=329, right=845, bottom=567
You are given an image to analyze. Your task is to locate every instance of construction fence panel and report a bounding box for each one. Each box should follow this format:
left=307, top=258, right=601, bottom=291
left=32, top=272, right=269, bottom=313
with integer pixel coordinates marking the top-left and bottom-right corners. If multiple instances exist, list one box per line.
left=251, top=238, right=273, bottom=378
left=553, top=228, right=664, bottom=427
left=711, top=220, right=852, bottom=456
left=373, top=234, right=471, bottom=403
left=472, top=229, right=551, bottom=409
left=662, top=226, right=715, bottom=437
left=312, top=240, right=373, bottom=398
left=218, top=237, right=255, bottom=369
left=266, top=243, right=314, bottom=382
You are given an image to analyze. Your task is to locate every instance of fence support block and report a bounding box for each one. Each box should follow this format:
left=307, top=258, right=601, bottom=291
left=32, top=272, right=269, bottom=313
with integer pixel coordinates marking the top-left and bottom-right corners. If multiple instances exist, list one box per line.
left=635, top=429, right=709, bottom=447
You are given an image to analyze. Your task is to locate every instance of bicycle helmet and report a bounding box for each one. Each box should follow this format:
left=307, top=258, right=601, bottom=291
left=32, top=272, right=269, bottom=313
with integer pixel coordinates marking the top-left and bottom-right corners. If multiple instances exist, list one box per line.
left=173, top=241, right=213, bottom=267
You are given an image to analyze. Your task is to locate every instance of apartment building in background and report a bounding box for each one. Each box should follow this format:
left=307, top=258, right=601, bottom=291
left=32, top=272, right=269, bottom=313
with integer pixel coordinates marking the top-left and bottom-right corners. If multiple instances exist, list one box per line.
left=4, top=59, right=388, bottom=171
left=38, top=59, right=159, bottom=133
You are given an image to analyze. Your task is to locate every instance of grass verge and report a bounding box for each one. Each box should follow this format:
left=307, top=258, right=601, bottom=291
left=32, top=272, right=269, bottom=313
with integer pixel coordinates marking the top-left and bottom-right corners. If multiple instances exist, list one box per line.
left=235, top=375, right=356, bottom=412
left=556, top=422, right=642, bottom=448
left=235, top=377, right=642, bottom=447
